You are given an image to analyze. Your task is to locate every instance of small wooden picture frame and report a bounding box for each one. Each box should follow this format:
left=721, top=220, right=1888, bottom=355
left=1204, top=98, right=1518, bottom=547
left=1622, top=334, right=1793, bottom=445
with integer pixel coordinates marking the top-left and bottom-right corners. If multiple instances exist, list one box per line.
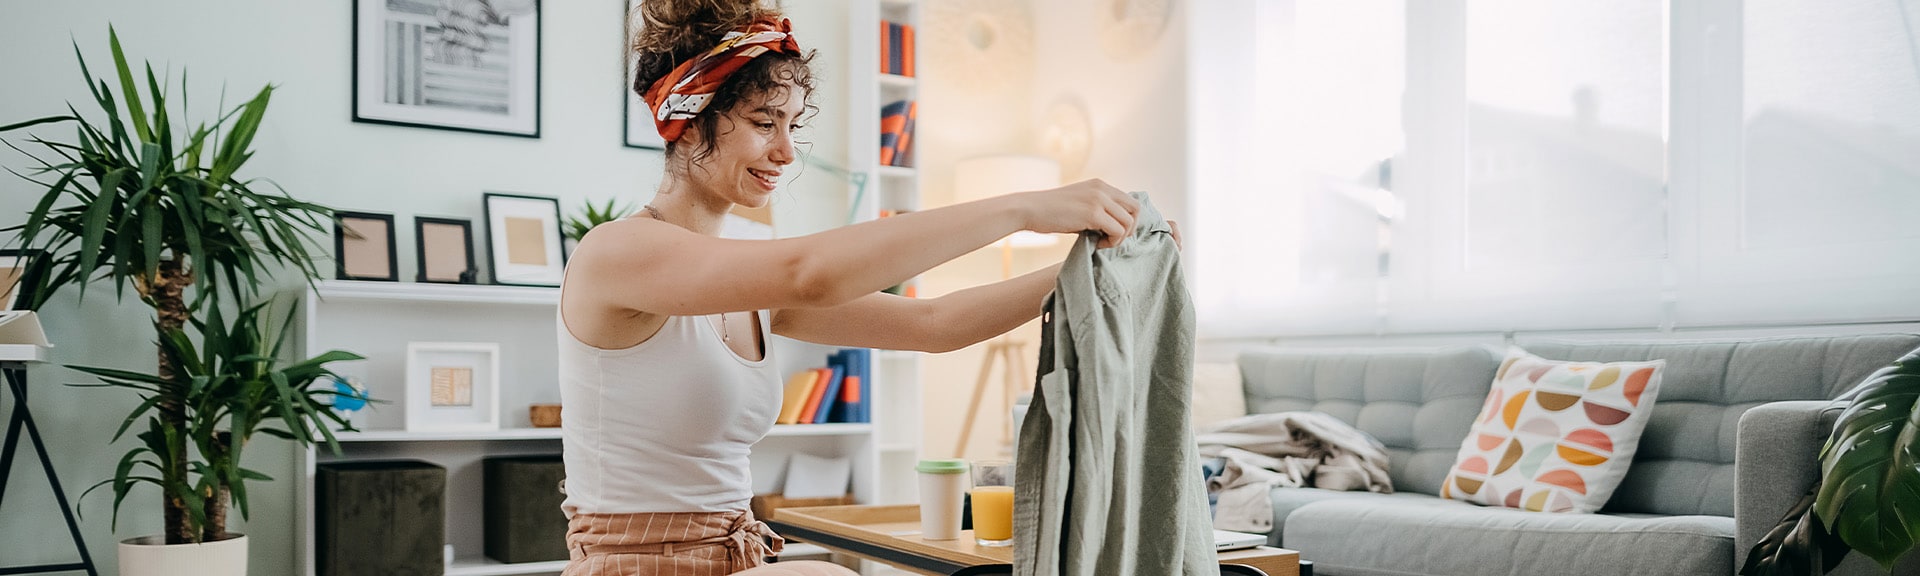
left=414, top=216, right=478, bottom=284
left=481, top=192, right=566, bottom=286
left=334, top=211, right=398, bottom=282
left=0, top=249, right=41, bottom=311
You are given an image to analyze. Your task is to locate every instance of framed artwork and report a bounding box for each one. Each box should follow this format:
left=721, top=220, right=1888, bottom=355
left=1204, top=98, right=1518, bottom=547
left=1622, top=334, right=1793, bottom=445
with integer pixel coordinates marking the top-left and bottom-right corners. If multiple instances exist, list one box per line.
left=334, top=211, right=399, bottom=282
left=622, top=0, right=667, bottom=150
left=414, top=216, right=479, bottom=284
left=354, top=0, right=543, bottom=138
left=0, top=249, right=40, bottom=311
left=404, top=341, right=500, bottom=432
left=482, top=193, right=566, bottom=286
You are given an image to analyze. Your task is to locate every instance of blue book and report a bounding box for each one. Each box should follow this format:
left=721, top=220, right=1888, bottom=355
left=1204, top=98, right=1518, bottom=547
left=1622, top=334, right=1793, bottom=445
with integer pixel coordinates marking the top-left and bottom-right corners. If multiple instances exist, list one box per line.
left=814, top=351, right=847, bottom=424
left=855, top=348, right=872, bottom=423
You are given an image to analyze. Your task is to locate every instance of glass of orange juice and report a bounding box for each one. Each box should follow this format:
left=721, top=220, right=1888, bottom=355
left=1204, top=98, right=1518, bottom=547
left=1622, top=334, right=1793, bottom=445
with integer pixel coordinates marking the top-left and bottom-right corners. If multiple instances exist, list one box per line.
left=970, top=460, right=1014, bottom=547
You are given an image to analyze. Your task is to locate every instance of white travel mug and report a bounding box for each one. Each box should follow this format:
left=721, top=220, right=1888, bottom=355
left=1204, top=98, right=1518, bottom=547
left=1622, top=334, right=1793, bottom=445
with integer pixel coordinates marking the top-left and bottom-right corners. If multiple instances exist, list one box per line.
left=916, top=459, right=969, bottom=540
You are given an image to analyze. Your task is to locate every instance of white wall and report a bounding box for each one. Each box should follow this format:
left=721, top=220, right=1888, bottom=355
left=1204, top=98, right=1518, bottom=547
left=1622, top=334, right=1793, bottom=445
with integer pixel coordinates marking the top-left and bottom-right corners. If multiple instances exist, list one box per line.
left=918, top=0, right=1192, bottom=460
left=0, top=0, right=850, bottom=572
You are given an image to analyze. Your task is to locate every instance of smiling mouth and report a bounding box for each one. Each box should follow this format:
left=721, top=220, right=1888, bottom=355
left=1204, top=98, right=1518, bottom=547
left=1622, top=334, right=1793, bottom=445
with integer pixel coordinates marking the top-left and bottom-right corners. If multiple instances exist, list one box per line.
left=749, top=168, right=780, bottom=187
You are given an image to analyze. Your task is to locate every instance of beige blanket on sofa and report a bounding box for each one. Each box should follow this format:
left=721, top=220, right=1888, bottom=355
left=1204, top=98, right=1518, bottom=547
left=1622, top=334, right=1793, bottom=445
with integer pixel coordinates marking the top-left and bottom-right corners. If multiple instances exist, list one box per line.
left=1196, top=411, right=1393, bottom=533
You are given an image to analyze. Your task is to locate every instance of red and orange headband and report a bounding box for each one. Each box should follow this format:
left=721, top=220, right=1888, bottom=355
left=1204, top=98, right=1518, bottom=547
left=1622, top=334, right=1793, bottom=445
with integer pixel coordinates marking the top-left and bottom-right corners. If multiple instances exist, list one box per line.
left=642, top=17, right=803, bottom=143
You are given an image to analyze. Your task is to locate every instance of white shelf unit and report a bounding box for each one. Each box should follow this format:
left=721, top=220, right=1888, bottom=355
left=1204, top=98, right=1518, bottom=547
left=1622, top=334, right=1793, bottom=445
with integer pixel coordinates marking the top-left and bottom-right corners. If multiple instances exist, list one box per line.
left=292, top=280, right=885, bottom=576
left=850, top=0, right=926, bottom=509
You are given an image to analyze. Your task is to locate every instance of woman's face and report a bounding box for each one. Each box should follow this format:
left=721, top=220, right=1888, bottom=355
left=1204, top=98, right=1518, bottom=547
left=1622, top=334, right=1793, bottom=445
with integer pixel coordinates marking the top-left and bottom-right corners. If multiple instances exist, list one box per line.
left=683, top=83, right=805, bottom=209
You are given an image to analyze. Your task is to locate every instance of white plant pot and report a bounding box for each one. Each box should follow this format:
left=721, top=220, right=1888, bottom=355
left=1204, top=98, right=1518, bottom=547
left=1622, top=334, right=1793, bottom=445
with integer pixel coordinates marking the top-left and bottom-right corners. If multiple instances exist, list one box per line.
left=118, top=533, right=247, bottom=576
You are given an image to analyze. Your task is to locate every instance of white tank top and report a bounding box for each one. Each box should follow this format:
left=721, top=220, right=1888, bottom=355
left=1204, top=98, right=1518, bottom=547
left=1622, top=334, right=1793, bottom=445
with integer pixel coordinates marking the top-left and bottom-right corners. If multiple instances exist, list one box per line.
left=558, top=309, right=782, bottom=514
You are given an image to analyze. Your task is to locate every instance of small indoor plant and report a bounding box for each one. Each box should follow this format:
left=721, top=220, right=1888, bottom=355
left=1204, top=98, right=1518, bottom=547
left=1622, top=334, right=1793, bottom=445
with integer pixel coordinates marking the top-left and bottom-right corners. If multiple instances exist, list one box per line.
left=562, top=197, right=636, bottom=255
left=2, top=28, right=359, bottom=574
left=1741, top=351, right=1920, bottom=575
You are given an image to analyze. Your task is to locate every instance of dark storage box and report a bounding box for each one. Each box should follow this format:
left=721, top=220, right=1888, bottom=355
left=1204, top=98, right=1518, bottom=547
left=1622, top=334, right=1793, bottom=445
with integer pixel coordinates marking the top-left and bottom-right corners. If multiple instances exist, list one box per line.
left=484, top=455, right=569, bottom=563
left=316, top=460, right=446, bottom=576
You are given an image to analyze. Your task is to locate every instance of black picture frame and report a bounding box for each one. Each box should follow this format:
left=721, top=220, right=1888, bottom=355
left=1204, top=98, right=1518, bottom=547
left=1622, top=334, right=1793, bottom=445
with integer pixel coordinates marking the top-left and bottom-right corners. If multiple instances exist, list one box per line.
left=352, top=0, right=544, bottom=138
left=621, top=0, right=667, bottom=150
left=481, top=192, right=567, bottom=286
left=0, top=249, right=43, bottom=311
left=414, top=216, right=479, bottom=284
left=334, top=211, right=400, bottom=282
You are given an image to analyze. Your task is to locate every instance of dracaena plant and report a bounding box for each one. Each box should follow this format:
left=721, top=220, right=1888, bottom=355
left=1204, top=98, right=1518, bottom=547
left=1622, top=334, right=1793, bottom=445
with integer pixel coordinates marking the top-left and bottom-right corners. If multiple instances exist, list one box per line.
left=1, top=28, right=353, bottom=544
left=73, top=299, right=364, bottom=541
left=563, top=197, right=637, bottom=242
left=1742, top=351, right=1920, bottom=575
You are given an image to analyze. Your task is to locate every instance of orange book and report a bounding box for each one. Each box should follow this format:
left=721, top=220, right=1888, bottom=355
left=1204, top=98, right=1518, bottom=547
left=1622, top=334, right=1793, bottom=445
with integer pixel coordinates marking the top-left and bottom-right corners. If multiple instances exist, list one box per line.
left=902, top=24, right=915, bottom=77
left=879, top=20, right=891, bottom=74
left=797, top=368, right=832, bottom=423
left=841, top=375, right=861, bottom=404
left=777, top=370, right=819, bottom=424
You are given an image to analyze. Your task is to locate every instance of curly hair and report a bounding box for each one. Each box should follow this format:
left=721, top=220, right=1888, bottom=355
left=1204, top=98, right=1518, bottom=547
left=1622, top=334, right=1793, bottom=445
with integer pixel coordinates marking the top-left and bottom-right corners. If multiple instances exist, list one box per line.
left=628, top=0, right=818, bottom=166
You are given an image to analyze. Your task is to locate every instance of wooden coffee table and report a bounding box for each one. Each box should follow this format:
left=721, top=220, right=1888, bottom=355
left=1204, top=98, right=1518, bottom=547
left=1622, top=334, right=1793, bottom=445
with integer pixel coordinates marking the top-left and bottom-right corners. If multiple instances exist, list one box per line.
left=766, top=504, right=1299, bottom=576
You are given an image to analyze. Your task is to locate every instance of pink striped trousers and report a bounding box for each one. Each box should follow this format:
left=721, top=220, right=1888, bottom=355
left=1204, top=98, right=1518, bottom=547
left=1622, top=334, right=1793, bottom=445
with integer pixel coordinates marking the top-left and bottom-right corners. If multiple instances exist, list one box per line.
left=560, top=510, right=856, bottom=576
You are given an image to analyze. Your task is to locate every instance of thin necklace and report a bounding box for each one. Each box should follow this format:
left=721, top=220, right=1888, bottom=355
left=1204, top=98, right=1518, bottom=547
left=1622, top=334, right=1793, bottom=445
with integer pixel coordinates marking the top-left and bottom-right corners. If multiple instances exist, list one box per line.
left=644, top=204, right=730, bottom=343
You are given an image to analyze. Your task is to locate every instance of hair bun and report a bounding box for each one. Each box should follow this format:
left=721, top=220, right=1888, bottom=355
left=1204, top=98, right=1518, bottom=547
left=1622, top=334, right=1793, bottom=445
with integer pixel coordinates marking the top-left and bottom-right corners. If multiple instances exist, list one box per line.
left=629, top=0, right=781, bottom=93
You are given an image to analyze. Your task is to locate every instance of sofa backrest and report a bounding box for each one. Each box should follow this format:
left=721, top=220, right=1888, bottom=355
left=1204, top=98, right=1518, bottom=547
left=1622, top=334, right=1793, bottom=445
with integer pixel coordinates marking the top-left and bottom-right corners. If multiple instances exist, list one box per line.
left=1519, top=334, right=1920, bottom=517
left=1236, top=347, right=1500, bottom=496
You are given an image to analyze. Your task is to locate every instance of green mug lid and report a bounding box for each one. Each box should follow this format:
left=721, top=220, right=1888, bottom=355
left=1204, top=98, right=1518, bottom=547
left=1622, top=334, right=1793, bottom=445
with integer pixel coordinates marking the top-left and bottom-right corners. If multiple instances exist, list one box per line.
left=915, top=458, right=969, bottom=474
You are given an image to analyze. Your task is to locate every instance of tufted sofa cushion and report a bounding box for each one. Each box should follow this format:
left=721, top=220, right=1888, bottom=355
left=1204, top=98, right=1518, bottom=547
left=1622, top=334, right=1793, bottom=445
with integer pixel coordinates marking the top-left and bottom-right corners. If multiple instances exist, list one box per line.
left=1518, top=334, right=1920, bottom=517
left=1237, top=347, right=1500, bottom=495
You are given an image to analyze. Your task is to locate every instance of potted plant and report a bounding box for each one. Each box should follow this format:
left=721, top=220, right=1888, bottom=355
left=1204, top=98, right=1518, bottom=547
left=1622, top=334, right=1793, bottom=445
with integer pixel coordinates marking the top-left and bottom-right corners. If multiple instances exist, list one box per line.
left=562, top=197, right=636, bottom=256
left=1, top=28, right=359, bottom=574
left=1741, top=351, right=1920, bottom=575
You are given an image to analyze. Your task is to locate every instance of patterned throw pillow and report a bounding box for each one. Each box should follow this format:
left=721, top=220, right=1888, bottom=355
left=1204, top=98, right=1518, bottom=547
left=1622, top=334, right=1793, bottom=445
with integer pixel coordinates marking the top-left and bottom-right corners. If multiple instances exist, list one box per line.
left=1439, top=347, right=1665, bottom=513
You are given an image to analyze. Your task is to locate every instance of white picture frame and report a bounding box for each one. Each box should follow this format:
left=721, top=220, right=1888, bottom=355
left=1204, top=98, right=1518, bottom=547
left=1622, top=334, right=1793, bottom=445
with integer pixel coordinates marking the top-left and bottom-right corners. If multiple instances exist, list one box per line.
left=404, top=342, right=501, bottom=432
left=622, top=0, right=667, bottom=150
left=354, top=0, right=542, bottom=138
left=482, top=192, right=566, bottom=286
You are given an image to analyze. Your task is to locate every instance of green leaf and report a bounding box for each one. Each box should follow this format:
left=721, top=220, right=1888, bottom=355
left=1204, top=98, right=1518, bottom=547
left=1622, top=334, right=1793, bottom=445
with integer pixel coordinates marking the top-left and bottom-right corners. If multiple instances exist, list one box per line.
left=0, top=115, right=77, bottom=133
left=1741, top=486, right=1851, bottom=575
left=75, top=169, right=124, bottom=280
left=1816, top=352, right=1920, bottom=569
left=107, top=28, right=151, bottom=143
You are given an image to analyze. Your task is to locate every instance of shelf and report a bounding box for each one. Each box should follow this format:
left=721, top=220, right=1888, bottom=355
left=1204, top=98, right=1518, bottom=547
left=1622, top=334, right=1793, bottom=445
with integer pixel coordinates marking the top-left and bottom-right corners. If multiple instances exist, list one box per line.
left=877, top=165, right=917, bottom=179
left=314, top=279, right=559, bottom=306
left=878, top=74, right=917, bottom=90
left=330, top=423, right=873, bottom=443
left=446, top=557, right=566, bottom=576
left=329, top=428, right=564, bottom=442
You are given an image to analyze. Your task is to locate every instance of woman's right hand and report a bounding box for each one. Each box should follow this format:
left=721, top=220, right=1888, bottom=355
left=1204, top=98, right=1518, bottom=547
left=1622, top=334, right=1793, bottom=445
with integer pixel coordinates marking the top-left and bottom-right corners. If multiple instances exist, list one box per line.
left=1012, top=179, right=1141, bottom=249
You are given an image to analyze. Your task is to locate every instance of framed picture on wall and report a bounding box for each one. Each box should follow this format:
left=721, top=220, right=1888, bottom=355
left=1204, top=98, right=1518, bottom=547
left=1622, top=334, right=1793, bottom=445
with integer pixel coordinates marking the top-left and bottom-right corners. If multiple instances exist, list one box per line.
left=622, top=0, right=667, bottom=150
left=334, top=211, right=399, bottom=282
left=481, top=193, right=565, bottom=286
left=415, top=216, right=479, bottom=284
left=404, top=341, right=500, bottom=432
left=353, top=0, right=543, bottom=138
left=0, top=249, right=41, bottom=311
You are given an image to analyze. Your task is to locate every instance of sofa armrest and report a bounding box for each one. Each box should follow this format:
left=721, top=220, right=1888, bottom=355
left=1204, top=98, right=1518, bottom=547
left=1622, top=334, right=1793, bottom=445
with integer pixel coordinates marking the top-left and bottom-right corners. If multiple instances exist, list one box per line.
left=1734, top=400, right=1841, bottom=569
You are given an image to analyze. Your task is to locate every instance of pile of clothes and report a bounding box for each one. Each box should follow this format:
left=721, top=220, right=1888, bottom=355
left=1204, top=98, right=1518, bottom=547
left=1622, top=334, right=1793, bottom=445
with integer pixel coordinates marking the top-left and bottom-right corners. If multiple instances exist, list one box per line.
left=1197, top=411, right=1394, bottom=533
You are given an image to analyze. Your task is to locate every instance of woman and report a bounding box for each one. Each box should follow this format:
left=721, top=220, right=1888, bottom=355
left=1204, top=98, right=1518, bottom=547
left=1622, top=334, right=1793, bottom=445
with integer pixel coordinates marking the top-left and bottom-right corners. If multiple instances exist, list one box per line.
left=558, top=1, right=1147, bottom=574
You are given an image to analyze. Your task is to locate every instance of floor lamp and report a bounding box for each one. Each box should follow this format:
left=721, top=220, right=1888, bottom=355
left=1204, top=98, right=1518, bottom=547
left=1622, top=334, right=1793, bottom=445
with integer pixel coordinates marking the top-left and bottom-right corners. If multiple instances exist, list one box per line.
left=951, top=155, right=1060, bottom=457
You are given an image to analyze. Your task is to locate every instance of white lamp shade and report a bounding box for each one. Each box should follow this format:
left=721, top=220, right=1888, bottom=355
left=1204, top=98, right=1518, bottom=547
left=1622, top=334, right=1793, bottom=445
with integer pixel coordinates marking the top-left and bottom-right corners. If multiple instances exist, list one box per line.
left=955, top=155, right=1063, bottom=247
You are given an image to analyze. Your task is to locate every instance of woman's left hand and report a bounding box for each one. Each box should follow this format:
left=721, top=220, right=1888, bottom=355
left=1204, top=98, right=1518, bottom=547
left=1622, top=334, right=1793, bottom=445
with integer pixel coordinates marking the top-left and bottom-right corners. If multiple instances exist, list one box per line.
left=1168, top=219, right=1183, bottom=250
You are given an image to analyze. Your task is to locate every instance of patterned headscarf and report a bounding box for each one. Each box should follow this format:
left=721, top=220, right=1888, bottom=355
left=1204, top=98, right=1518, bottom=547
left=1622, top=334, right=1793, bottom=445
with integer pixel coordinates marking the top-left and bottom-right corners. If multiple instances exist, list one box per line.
left=642, top=17, right=803, bottom=143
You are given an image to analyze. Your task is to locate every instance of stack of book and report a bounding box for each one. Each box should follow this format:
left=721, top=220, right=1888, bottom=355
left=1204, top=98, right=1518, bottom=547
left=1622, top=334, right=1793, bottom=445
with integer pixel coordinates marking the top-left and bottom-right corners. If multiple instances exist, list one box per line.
left=880, top=99, right=917, bottom=167
left=881, top=20, right=915, bottom=77
left=777, top=348, right=873, bottom=424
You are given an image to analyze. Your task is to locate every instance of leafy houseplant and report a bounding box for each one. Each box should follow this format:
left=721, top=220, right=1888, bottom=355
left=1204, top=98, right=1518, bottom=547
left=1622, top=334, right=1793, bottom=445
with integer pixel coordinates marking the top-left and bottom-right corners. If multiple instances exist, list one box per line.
left=1741, top=351, right=1920, bottom=575
left=563, top=197, right=637, bottom=243
left=1, top=28, right=356, bottom=548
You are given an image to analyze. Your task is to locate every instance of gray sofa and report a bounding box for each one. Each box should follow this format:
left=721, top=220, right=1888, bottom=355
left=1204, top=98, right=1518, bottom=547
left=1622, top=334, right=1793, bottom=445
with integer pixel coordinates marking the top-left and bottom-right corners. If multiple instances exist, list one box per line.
left=1234, top=334, right=1920, bottom=576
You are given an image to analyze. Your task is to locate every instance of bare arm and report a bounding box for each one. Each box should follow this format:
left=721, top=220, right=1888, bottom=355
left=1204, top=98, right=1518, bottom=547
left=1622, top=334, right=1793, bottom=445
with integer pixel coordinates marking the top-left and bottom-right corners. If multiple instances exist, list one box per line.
left=566, top=180, right=1138, bottom=317
left=772, top=263, right=1062, bottom=353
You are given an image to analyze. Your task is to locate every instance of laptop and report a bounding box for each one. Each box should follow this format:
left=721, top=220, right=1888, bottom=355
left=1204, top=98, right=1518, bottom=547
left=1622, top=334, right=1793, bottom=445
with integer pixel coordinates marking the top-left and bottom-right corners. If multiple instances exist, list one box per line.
left=1213, top=529, right=1266, bottom=551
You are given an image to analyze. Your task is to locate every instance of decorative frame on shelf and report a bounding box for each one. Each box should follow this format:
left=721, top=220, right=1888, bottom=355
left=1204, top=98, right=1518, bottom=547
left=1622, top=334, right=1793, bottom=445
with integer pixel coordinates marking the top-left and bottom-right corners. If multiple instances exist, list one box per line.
left=334, top=211, right=399, bottom=282
left=414, top=216, right=479, bottom=284
left=482, top=192, right=566, bottom=286
left=404, top=341, right=501, bottom=432
left=621, top=0, right=667, bottom=150
left=0, top=249, right=40, bottom=311
left=353, top=0, right=543, bottom=138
